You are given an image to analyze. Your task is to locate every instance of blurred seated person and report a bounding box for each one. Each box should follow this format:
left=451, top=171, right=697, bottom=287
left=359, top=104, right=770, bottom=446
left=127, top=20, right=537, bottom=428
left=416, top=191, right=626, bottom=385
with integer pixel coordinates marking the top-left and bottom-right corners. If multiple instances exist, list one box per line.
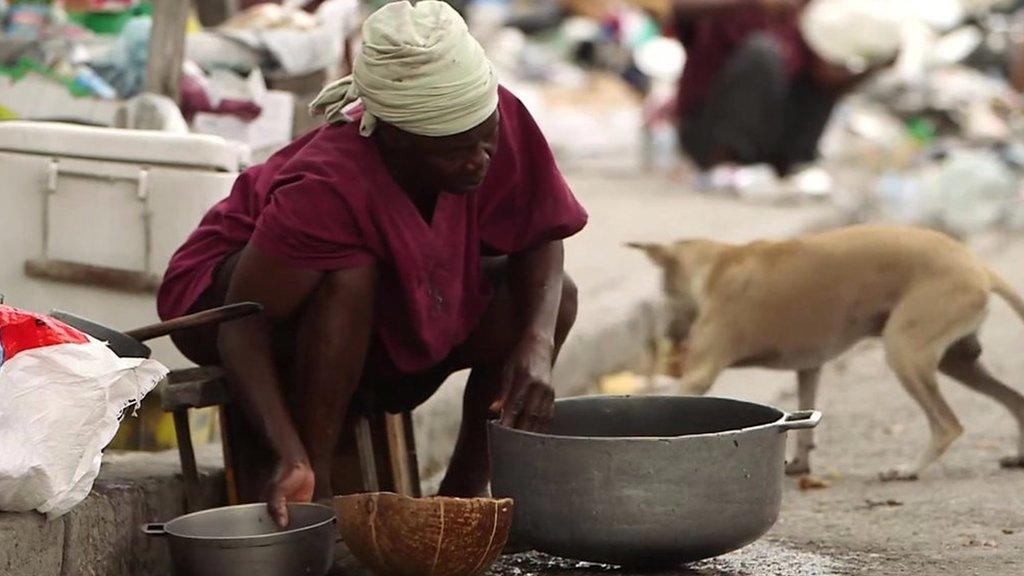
left=671, top=0, right=892, bottom=176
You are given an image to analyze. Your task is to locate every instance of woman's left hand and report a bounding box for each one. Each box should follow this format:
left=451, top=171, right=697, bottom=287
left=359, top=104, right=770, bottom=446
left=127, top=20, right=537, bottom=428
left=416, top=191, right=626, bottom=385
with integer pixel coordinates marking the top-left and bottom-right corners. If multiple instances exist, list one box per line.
left=491, top=336, right=556, bottom=432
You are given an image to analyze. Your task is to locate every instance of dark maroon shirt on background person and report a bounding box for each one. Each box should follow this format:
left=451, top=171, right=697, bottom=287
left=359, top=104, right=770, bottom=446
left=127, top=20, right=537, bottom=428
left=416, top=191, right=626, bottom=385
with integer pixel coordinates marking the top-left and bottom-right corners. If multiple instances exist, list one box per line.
left=673, top=6, right=813, bottom=118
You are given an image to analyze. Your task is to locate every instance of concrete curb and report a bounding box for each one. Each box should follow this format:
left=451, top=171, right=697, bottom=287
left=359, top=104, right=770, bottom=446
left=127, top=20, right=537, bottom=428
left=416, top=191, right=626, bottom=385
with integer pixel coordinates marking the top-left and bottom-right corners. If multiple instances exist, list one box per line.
left=1, top=449, right=224, bottom=576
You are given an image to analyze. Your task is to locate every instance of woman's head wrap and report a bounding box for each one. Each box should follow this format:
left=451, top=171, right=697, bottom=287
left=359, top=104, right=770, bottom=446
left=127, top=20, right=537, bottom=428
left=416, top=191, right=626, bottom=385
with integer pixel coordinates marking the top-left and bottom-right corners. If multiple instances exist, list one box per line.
left=309, top=1, right=499, bottom=137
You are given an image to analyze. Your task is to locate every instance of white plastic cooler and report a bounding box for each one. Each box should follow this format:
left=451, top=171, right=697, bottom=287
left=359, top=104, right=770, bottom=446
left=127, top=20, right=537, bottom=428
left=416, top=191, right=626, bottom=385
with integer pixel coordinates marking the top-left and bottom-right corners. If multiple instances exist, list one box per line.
left=0, top=121, right=246, bottom=366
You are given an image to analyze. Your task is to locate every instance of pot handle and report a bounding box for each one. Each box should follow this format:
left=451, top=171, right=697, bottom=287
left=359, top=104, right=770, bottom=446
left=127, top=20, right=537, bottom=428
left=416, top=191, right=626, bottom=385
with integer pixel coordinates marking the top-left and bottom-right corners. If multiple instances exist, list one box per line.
left=141, top=523, right=167, bottom=537
left=776, top=410, right=822, bottom=431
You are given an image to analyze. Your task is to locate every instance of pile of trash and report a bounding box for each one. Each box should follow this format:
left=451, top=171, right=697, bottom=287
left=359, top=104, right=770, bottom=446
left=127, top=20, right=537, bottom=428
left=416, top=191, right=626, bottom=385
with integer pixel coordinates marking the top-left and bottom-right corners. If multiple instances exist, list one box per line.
left=652, top=0, right=1024, bottom=237
left=187, top=0, right=358, bottom=84
left=0, top=0, right=358, bottom=151
left=456, top=0, right=678, bottom=171
left=5, top=0, right=1021, bottom=230
left=815, top=0, right=1024, bottom=237
left=0, top=0, right=675, bottom=160
left=0, top=1, right=142, bottom=119
left=421, top=0, right=1024, bottom=237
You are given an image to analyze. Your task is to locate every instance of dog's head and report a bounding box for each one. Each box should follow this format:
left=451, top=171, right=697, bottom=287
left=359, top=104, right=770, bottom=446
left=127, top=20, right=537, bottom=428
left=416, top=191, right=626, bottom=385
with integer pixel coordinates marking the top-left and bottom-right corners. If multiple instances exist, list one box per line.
left=626, top=241, right=690, bottom=293
left=626, top=240, right=711, bottom=343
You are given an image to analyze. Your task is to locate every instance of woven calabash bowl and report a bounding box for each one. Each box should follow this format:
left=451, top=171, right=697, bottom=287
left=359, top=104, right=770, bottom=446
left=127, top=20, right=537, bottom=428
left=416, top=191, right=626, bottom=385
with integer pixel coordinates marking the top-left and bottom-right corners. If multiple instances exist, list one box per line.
left=335, top=492, right=514, bottom=576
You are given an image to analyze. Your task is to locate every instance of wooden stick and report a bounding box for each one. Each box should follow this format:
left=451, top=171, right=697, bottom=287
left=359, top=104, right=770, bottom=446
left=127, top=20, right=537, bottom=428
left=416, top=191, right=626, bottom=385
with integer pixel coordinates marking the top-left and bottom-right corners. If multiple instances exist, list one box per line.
left=354, top=416, right=380, bottom=492
left=126, top=302, right=262, bottom=342
left=385, top=413, right=414, bottom=496
left=146, top=0, right=190, bottom=104
left=172, top=409, right=203, bottom=512
left=24, top=259, right=160, bottom=294
left=402, top=411, right=422, bottom=498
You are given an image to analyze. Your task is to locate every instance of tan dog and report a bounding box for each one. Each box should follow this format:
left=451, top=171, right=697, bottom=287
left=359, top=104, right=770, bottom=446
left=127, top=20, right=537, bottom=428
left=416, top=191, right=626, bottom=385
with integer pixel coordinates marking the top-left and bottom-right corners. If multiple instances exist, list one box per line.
left=629, top=225, right=1024, bottom=481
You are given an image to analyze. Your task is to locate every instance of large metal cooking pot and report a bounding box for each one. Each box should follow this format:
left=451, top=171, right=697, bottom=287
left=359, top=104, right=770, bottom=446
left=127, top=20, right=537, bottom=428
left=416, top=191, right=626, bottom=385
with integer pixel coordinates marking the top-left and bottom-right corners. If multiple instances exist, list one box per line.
left=142, top=503, right=337, bottom=576
left=489, top=395, right=821, bottom=567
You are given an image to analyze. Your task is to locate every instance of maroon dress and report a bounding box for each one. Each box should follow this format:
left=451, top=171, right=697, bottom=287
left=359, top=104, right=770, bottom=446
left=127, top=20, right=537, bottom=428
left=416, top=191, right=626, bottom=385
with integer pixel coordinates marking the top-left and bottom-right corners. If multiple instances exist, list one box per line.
left=674, top=7, right=811, bottom=119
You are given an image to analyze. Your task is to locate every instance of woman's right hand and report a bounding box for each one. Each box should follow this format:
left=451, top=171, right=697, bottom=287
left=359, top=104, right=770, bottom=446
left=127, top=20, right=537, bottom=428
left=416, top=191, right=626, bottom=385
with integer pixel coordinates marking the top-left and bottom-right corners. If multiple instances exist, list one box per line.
left=265, top=458, right=316, bottom=528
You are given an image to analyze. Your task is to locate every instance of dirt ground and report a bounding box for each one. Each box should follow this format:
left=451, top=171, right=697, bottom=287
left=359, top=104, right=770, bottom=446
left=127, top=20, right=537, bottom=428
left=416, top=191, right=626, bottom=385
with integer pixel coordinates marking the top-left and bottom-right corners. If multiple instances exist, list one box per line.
left=483, top=230, right=1024, bottom=576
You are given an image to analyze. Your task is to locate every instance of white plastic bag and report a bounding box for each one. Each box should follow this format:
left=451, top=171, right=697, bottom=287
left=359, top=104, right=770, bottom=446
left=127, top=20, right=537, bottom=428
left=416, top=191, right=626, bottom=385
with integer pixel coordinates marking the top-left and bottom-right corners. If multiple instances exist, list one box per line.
left=800, top=0, right=905, bottom=71
left=0, top=340, right=168, bottom=519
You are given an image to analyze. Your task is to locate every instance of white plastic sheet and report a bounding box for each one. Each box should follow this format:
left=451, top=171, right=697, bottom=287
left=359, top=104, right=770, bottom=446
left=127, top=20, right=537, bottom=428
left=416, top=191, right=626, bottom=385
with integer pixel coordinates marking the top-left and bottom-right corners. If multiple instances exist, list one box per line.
left=800, top=0, right=905, bottom=71
left=0, top=340, right=167, bottom=518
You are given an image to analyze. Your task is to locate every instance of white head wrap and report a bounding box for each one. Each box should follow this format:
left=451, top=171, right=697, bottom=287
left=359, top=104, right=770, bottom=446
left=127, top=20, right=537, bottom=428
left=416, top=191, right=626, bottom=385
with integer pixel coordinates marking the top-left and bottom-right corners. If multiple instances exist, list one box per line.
left=309, top=0, right=499, bottom=137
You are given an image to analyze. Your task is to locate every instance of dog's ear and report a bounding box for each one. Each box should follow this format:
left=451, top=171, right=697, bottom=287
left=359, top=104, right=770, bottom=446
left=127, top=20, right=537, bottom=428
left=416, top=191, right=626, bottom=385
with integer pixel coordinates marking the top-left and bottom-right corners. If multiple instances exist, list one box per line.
left=625, top=242, right=673, bottom=267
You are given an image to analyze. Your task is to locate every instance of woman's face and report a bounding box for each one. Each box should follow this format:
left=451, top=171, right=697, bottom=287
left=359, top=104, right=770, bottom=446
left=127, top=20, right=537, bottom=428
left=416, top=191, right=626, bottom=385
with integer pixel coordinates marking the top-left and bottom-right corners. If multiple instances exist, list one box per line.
left=377, top=110, right=501, bottom=195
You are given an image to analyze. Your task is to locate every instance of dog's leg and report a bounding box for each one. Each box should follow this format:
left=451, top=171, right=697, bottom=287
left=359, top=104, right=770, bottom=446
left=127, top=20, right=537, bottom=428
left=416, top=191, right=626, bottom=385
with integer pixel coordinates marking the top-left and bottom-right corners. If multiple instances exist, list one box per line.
left=675, top=324, right=726, bottom=396
left=881, top=356, right=962, bottom=482
left=786, top=367, right=822, bottom=476
left=878, top=284, right=987, bottom=481
left=642, top=333, right=660, bottom=393
left=881, top=332, right=973, bottom=480
left=641, top=302, right=662, bottom=392
left=676, top=358, right=724, bottom=396
left=940, top=335, right=1024, bottom=469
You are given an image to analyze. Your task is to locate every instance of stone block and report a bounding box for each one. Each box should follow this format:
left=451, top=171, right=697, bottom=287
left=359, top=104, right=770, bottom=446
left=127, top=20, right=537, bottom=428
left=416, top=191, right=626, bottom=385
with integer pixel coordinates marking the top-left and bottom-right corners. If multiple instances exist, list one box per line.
left=60, top=486, right=137, bottom=576
left=0, top=512, right=64, bottom=576
left=61, top=449, right=227, bottom=576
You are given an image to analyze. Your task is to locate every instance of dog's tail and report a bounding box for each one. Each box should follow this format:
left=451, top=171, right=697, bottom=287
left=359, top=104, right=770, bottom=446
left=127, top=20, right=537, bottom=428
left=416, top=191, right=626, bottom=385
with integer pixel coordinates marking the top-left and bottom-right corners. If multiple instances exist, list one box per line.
left=988, top=268, right=1024, bottom=324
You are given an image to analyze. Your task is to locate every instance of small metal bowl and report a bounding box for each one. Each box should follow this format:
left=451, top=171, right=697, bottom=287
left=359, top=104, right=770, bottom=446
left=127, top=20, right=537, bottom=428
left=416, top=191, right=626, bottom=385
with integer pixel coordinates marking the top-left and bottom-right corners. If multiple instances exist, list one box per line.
left=142, top=502, right=337, bottom=576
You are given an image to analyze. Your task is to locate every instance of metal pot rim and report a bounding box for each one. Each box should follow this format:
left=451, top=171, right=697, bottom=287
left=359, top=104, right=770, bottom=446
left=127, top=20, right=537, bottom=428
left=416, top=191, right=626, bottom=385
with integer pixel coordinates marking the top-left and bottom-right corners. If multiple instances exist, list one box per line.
left=489, top=395, right=820, bottom=441
left=160, top=503, right=337, bottom=543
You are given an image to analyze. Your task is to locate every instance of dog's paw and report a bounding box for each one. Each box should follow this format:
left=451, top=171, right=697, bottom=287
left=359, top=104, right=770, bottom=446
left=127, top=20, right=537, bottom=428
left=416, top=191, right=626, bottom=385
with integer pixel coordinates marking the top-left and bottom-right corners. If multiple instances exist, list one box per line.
left=878, top=468, right=919, bottom=482
left=999, top=455, right=1024, bottom=469
left=785, top=459, right=811, bottom=476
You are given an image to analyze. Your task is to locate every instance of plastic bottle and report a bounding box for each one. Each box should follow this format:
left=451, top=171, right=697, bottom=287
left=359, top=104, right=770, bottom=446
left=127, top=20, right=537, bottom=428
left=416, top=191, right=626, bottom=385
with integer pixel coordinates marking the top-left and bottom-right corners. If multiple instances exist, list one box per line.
left=71, top=65, right=117, bottom=99
left=934, top=149, right=1017, bottom=235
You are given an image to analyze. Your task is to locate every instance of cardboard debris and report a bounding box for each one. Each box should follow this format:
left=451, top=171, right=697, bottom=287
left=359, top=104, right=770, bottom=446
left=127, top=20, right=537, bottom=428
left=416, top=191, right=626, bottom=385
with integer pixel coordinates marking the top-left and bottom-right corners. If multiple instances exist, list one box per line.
left=797, top=475, right=832, bottom=490
left=598, top=371, right=644, bottom=396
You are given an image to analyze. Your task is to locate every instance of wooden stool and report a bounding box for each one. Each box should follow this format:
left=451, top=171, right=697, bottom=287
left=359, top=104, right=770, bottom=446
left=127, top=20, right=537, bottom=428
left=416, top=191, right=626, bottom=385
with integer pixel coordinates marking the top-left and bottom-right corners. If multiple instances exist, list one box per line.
left=161, top=367, right=422, bottom=511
